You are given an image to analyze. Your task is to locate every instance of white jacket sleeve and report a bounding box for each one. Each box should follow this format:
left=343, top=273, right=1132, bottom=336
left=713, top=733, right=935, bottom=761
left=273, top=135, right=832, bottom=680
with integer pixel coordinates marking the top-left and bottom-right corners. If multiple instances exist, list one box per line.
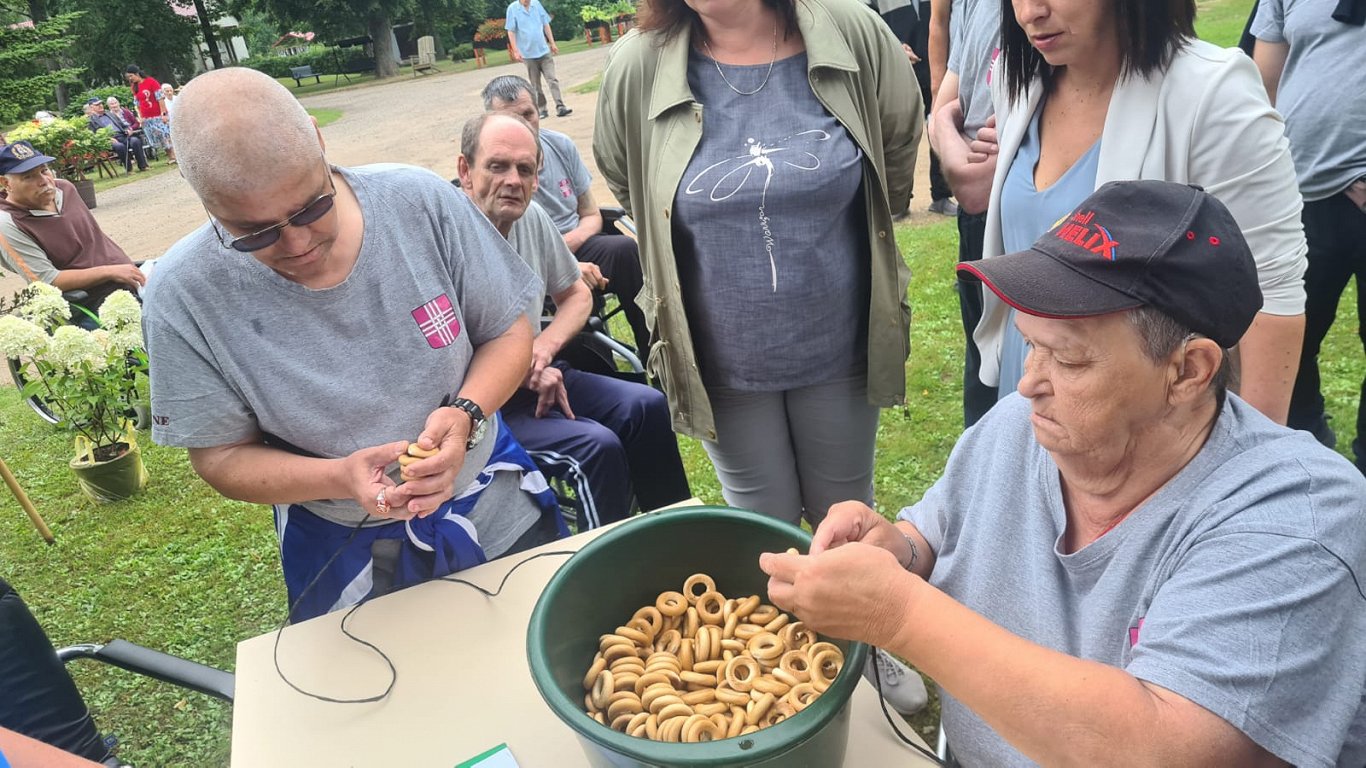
left=1186, top=51, right=1307, bottom=316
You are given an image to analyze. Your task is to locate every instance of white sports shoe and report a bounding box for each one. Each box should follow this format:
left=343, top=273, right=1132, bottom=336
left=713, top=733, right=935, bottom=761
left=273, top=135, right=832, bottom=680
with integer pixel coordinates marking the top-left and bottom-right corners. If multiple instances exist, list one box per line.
left=863, top=648, right=929, bottom=715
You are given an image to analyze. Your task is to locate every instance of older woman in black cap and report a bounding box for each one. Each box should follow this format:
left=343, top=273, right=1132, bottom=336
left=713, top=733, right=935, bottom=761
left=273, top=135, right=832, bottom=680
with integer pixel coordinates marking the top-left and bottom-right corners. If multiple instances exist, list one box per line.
left=761, top=180, right=1366, bottom=766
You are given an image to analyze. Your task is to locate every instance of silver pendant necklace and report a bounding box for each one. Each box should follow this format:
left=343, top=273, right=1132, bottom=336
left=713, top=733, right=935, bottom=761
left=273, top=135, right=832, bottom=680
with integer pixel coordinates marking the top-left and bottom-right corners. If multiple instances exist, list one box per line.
left=702, top=25, right=778, bottom=96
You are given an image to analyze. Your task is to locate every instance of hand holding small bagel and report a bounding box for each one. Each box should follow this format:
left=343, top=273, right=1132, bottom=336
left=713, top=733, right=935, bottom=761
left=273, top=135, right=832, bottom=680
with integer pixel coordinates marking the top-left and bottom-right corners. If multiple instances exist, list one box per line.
left=389, top=406, right=472, bottom=517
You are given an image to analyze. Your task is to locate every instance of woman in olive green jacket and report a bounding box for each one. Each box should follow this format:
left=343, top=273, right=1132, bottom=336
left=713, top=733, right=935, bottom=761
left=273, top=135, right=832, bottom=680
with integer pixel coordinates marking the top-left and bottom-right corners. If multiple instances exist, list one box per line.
left=594, top=0, right=921, bottom=526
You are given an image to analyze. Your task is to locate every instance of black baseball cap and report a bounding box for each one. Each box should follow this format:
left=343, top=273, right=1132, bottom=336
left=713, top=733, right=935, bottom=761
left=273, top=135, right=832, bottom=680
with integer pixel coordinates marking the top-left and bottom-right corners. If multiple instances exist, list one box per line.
left=85, top=97, right=102, bottom=106
left=957, top=180, right=1263, bottom=348
left=0, top=141, right=56, bottom=175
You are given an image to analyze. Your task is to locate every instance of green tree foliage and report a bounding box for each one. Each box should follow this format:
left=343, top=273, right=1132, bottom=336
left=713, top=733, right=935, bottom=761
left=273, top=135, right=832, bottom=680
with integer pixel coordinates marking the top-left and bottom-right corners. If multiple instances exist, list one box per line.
left=0, top=11, right=84, bottom=124
left=232, top=0, right=409, bottom=78
left=51, top=0, right=198, bottom=85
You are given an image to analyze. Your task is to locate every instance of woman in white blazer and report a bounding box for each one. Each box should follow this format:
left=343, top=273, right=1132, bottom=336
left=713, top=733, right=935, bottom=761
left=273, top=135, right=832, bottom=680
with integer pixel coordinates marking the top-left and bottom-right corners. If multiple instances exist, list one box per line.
left=963, top=0, right=1307, bottom=423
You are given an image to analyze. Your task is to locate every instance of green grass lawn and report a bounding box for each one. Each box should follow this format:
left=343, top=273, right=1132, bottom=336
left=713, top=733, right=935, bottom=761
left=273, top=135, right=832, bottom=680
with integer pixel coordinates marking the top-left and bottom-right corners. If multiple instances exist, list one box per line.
left=2, top=0, right=1361, bottom=763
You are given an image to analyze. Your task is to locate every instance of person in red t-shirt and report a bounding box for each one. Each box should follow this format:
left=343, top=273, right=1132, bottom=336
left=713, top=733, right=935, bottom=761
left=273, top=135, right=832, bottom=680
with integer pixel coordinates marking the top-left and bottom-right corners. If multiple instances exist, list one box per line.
left=125, top=64, right=175, bottom=164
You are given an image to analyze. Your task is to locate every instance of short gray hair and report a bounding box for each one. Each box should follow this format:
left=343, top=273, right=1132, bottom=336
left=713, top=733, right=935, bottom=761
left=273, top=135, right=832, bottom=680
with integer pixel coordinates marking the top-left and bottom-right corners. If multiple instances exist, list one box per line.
left=172, top=68, right=321, bottom=205
left=460, top=112, right=539, bottom=166
left=1127, top=306, right=1233, bottom=409
left=481, top=75, right=534, bottom=111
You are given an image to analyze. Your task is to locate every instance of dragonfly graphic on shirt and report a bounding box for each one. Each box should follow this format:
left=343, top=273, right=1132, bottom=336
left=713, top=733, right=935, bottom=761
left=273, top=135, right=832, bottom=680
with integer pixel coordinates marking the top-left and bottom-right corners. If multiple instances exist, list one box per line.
left=683, top=129, right=831, bottom=291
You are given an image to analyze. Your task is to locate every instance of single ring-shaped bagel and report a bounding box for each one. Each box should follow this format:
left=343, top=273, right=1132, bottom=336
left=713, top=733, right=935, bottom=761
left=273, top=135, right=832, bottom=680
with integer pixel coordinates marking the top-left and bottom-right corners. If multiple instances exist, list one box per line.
left=726, top=706, right=746, bottom=738
left=695, top=591, right=726, bottom=624
left=655, top=629, right=682, bottom=655
left=406, top=443, right=440, bottom=458
left=724, top=655, right=761, bottom=692
left=656, top=591, right=688, bottom=617
left=634, top=670, right=681, bottom=696
left=681, top=688, right=716, bottom=706
left=648, top=694, right=688, bottom=716
left=752, top=676, right=790, bottom=697
left=615, top=625, right=651, bottom=646
left=787, top=682, right=819, bottom=711
left=683, top=713, right=725, bottom=743
left=733, top=623, right=763, bottom=641
left=608, top=694, right=644, bottom=721
left=591, top=669, right=614, bottom=710
left=627, top=710, right=652, bottom=736
left=748, top=604, right=780, bottom=625
left=656, top=701, right=695, bottom=723
left=583, top=655, right=607, bottom=691
left=692, top=659, right=724, bottom=675
left=779, top=649, right=811, bottom=680
left=747, top=632, right=785, bottom=662
left=633, top=606, right=664, bottom=637
left=715, top=683, right=750, bottom=706
left=680, top=670, right=717, bottom=688
left=781, top=622, right=816, bottom=650
left=397, top=453, right=421, bottom=467
left=808, top=649, right=842, bottom=692
left=682, top=574, right=716, bottom=603
left=683, top=606, right=700, bottom=640
left=763, top=613, right=790, bottom=633
left=696, top=701, right=729, bottom=717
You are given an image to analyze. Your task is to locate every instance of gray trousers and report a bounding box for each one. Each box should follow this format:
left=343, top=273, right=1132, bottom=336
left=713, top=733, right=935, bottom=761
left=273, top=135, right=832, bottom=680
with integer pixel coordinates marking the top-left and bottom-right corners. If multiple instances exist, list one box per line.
left=701, top=375, right=880, bottom=528
left=524, top=54, right=565, bottom=110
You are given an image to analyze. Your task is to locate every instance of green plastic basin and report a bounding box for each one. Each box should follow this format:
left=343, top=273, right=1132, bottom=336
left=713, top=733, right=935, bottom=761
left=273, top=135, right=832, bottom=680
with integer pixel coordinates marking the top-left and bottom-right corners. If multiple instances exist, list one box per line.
left=527, top=506, right=869, bottom=767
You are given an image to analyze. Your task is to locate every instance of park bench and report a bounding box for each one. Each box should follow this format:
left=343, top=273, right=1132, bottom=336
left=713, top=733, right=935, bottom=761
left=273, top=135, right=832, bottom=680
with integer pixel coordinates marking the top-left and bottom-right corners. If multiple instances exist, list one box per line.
left=288, top=65, right=322, bottom=87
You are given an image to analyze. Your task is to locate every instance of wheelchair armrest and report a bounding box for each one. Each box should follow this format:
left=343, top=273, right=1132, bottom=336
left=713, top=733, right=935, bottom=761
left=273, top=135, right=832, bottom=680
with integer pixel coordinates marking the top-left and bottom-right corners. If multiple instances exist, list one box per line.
left=57, top=640, right=235, bottom=702
left=60, top=290, right=89, bottom=304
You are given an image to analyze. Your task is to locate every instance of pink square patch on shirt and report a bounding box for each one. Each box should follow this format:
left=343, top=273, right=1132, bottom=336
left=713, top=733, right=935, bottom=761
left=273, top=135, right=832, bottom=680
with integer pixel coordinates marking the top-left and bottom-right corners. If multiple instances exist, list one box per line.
left=558, top=178, right=574, bottom=198
left=411, top=293, right=461, bottom=349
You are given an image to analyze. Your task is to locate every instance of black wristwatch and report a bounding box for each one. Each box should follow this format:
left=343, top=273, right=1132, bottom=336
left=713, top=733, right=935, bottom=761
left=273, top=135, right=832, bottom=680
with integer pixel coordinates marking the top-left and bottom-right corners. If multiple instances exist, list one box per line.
left=449, top=397, right=488, bottom=449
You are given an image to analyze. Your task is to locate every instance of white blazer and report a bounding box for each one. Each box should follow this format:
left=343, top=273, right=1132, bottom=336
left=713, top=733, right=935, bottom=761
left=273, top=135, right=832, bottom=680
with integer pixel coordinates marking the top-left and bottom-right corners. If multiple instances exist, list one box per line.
left=975, top=39, right=1308, bottom=387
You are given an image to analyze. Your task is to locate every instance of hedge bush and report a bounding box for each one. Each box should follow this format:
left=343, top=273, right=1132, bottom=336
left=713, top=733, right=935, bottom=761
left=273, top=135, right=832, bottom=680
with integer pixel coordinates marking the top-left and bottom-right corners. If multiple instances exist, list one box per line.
left=62, top=85, right=135, bottom=118
left=450, top=43, right=474, bottom=61
left=241, top=45, right=375, bottom=79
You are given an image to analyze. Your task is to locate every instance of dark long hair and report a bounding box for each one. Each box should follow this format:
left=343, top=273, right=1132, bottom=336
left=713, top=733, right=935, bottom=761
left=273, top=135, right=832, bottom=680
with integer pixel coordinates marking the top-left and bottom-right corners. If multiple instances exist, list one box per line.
left=1000, top=0, right=1196, bottom=103
left=637, top=0, right=800, bottom=46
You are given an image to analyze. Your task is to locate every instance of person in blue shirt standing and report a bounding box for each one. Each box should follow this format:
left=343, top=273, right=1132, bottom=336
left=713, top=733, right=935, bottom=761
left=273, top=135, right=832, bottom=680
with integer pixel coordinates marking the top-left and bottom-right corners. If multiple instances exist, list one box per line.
left=505, top=0, right=572, bottom=120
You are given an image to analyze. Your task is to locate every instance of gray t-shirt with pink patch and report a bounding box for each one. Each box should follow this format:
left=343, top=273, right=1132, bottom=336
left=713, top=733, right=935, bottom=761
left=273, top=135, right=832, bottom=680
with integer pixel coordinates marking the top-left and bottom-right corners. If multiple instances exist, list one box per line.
left=144, top=164, right=541, bottom=538
left=901, top=393, right=1366, bottom=767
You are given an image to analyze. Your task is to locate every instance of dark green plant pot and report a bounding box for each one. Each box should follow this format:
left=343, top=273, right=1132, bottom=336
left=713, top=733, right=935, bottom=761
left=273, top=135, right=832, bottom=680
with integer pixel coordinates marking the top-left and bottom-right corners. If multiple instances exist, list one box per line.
left=527, top=506, right=869, bottom=767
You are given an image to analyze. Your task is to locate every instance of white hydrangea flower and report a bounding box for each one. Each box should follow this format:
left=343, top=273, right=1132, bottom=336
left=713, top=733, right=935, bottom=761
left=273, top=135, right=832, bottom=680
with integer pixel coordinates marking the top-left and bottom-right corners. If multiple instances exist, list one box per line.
left=0, top=315, right=49, bottom=357
left=46, top=325, right=108, bottom=372
left=13, top=282, right=70, bottom=329
left=98, top=290, right=142, bottom=330
left=107, top=326, right=144, bottom=355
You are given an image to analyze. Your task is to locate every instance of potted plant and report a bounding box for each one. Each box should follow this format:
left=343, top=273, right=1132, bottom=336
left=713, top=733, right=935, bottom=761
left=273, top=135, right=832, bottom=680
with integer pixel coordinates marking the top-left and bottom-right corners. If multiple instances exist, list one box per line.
left=475, top=18, right=509, bottom=52
left=5, top=116, right=115, bottom=210
left=0, top=284, right=150, bottom=502
left=579, top=4, right=614, bottom=43
left=609, top=0, right=636, bottom=34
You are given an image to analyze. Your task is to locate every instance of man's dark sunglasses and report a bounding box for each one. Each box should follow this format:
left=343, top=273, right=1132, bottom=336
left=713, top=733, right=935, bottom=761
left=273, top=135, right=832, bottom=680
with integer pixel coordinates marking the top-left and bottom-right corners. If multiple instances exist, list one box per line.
left=209, top=176, right=337, bottom=253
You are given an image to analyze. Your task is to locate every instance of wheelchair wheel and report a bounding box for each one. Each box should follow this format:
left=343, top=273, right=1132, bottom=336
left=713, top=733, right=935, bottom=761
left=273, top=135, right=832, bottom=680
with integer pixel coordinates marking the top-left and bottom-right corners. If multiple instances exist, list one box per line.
left=7, top=357, right=61, bottom=425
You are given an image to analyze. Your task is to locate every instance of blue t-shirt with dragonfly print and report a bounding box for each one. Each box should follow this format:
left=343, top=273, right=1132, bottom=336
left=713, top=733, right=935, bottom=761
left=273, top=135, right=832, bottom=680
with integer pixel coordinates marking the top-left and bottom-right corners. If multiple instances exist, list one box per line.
left=673, top=50, right=867, bottom=391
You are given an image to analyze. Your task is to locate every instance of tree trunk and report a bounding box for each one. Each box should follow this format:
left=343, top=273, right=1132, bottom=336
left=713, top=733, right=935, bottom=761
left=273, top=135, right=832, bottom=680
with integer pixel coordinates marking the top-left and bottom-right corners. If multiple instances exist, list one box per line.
left=191, top=0, right=224, bottom=69
left=368, top=14, right=399, bottom=78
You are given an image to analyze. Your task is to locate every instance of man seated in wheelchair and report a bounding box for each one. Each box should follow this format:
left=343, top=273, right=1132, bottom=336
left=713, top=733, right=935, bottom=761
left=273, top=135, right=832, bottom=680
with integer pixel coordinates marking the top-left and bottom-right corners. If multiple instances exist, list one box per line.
left=0, top=141, right=147, bottom=326
left=482, top=75, right=652, bottom=359
left=459, top=113, right=691, bottom=530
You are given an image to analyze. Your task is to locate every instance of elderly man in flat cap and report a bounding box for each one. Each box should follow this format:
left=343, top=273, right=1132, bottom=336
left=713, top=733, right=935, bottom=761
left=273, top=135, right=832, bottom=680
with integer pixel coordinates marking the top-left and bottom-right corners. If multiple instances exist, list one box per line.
left=761, top=180, right=1366, bottom=767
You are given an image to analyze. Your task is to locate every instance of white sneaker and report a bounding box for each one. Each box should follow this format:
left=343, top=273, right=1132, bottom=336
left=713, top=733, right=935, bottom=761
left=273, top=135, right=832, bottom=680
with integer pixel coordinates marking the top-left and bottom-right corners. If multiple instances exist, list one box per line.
left=863, top=649, right=928, bottom=715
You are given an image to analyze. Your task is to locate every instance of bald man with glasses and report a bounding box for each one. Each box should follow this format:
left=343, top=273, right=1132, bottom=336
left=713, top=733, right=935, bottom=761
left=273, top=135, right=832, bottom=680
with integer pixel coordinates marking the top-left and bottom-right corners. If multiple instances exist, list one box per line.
left=142, top=67, right=568, bottom=622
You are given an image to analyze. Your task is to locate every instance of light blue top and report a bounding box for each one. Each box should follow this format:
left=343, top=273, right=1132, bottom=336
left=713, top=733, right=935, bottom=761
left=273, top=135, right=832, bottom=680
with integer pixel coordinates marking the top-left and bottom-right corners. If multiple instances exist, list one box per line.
left=505, top=0, right=552, bottom=60
left=995, top=106, right=1101, bottom=398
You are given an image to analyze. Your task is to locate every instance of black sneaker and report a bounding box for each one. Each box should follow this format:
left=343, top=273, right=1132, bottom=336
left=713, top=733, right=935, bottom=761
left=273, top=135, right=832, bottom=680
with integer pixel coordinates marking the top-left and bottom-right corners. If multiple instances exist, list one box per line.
left=557, top=105, right=573, bottom=117
left=538, top=108, right=549, bottom=119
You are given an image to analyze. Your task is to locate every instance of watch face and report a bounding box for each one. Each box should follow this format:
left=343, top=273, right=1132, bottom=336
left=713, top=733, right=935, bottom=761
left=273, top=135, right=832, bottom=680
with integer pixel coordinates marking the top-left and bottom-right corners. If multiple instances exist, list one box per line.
left=469, top=417, right=488, bottom=447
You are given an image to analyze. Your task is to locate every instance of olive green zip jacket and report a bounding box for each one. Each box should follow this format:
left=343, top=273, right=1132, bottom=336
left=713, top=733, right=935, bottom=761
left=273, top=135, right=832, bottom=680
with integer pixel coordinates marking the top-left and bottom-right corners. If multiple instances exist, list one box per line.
left=594, top=0, right=922, bottom=439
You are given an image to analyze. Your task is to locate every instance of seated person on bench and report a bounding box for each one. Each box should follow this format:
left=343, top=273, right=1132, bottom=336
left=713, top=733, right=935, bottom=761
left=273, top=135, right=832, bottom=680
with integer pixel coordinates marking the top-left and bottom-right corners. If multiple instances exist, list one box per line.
left=482, top=75, right=651, bottom=357
left=459, top=113, right=691, bottom=528
left=0, top=141, right=145, bottom=321
left=85, top=98, right=148, bottom=173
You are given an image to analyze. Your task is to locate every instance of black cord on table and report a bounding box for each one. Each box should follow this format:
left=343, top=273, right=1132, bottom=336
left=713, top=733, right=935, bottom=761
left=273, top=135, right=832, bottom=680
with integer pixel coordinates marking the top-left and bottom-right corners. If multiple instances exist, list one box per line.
left=270, top=514, right=574, bottom=704
left=871, top=649, right=945, bottom=765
